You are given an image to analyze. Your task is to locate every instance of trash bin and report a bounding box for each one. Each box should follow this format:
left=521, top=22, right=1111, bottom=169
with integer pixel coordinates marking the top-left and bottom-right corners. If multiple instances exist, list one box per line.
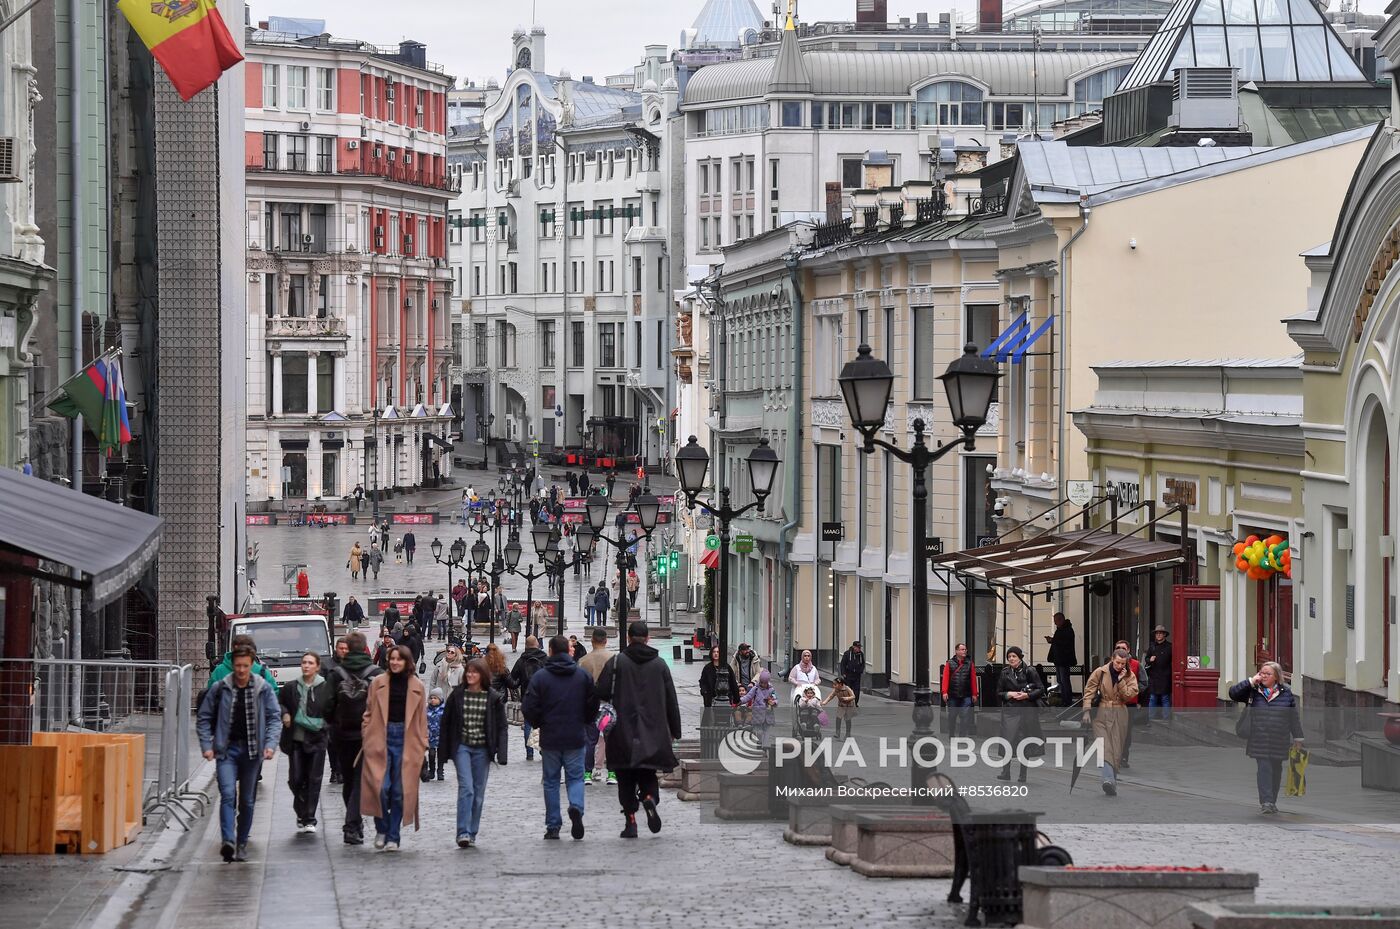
left=966, top=810, right=1041, bottom=927
left=698, top=706, right=729, bottom=760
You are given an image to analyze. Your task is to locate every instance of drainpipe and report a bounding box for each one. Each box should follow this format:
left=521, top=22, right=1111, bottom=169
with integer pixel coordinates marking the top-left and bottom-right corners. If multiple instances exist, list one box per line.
left=1056, top=197, right=1090, bottom=612
left=69, top=0, right=85, bottom=701
left=778, top=251, right=804, bottom=668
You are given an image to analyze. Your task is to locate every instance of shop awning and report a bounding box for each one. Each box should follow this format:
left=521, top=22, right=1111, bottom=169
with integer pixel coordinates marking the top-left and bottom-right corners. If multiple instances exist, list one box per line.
left=0, top=468, right=161, bottom=609
left=931, top=524, right=1184, bottom=591
left=982, top=312, right=1028, bottom=360
left=982, top=313, right=1055, bottom=364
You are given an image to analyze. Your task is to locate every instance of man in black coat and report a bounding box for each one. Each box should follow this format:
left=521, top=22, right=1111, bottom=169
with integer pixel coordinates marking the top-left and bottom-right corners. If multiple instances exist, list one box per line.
left=327, top=632, right=383, bottom=844
left=1145, top=625, right=1173, bottom=721
left=839, top=641, right=866, bottom=705
left=596, top=621, right=681, bottom=839
left=522, top=636, right=598, bottom=840
left=510, top=637, right=549, bottom=760
left=402, top=530, right=417, bottom=564
left=1044, top=612, right=1078, bottom=705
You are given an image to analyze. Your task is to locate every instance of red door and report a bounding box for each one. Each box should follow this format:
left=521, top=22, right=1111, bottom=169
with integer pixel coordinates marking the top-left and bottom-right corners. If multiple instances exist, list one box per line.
left=1254, top=577, right=1293, bottom=675
left=1172, top=585, right=1221, bottom=708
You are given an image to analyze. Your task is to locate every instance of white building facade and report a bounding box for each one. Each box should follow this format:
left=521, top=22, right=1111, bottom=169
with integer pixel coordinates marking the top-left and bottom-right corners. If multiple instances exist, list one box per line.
left=244, top=28, right=456, bottom=505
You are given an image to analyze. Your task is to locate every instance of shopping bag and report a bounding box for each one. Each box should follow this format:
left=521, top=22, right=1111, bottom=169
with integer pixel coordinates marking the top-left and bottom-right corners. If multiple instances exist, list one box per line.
left=505, top=700, right=524, bottom=727
left=1285, top=745, right=1309, bottom=797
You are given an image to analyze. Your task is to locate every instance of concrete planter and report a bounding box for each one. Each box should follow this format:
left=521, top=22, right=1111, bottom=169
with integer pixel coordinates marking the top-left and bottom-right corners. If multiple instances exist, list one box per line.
left=1018, top=867, right=1258, bottom=929
left=824, top=804, right=924, bottom=866
left=715, top=772, right=770, bottom=820
left=850, top=812, right=955, bottom=878
left=784, top=793, right=839, bottom=846
left=1186, top=903, right=1400, bottom=928
left=660, top=740, right=701, bottom=789
left=676, top=758, right=724, bottom=801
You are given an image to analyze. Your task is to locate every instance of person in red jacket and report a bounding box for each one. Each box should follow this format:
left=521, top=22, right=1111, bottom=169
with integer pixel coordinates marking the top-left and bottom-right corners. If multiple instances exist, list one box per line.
left=1114, top=639, right=1146, bottom=767
left=296, top=568, right=310, bottom=599
left=940, top=643, right=979, bottom=739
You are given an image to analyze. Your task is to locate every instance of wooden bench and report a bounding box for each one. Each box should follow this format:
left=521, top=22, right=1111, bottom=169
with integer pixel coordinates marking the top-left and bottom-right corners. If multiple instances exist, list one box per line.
left=0, top=733, right=145, bottom=854
left=0, top=745, right=58, bottom=854
left=34, top=732, right=145, bottom=850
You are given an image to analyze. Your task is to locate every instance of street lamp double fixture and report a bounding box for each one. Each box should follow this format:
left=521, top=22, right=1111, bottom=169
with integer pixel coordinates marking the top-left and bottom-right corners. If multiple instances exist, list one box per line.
left=838, top=342, right=999, bottom=777
left=503, top=520, right=559, bottom=637
left=583, top=488, right=662, bottom=636
left=674, top=436, right=780, bottom=709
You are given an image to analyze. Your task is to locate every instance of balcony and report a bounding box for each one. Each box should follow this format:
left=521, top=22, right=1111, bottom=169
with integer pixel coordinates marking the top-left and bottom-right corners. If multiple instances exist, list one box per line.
left=246, top=159, right=461, bottom=195
left=266, top=316, right=347, bottom=338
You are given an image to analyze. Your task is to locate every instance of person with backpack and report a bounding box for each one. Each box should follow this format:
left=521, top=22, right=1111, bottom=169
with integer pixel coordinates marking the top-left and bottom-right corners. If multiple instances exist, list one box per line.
left=521, top=635, right=598, bottom=841
left=441, top=657, right=509, bottom=847
left=509, top=636, right=548, bottom=761
left=359, top=645, right=429, bottom=851
left=596, top=622, right=681, bottom=838
left=328, top=632, right=383, bottom=845
left=278, top=651, right=335, bottom=834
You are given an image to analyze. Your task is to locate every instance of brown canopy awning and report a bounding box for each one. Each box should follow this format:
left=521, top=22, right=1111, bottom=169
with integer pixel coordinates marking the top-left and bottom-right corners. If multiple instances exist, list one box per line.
left=931, top=525, right=1184, bottom=590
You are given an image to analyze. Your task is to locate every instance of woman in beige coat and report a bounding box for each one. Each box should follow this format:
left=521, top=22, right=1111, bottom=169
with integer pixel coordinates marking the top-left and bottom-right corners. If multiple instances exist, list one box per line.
left=348, top=542, right=364, bottom=581
left=359, top=645, right=428, bottom=850
left=1081, top=648, right=1138, bottom=797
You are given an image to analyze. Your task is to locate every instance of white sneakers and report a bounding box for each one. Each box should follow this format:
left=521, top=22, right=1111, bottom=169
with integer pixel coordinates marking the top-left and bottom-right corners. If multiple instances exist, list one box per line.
left=373, top=834, right=387, bottom=849
left=296, top=823, right=319, bottom=835
left=382, top=841, right=400, bottom=852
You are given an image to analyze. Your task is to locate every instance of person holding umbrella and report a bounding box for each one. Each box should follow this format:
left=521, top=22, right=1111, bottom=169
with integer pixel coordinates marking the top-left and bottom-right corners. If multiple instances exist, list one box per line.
left=1079, top=648, right=1138, bottom=796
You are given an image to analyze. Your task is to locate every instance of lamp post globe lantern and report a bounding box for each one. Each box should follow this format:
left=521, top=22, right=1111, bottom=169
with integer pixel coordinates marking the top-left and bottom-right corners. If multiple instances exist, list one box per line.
left=504, top=533, right=523, bottom=571
left=450, top=537, right=467, bottom=564
left=635, top=490, right=661, bottom=534
left=941, top=343, right=1002, bottom=435
left=430, top=537, right=444, bottom=562
left=585, top=495, right=609, bottom=532
left=543, top=541, right=562, bottom=569
left=675, top=435, right=710, bottom=503
left=746, top=437, right=780, bottom=506
left=531, top=521, right=554, bottom=557
left=838, top=343, right=896, bottom=441
left=471, top=539, right=489, bottom=569
left=574, top=522, right=596, bottom=553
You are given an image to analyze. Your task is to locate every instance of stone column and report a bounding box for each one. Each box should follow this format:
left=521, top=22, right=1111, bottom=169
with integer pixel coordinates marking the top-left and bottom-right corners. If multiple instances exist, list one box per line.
left=271, top=352, right=284, bottom=416
left=307, top=350, right=319, bottom=415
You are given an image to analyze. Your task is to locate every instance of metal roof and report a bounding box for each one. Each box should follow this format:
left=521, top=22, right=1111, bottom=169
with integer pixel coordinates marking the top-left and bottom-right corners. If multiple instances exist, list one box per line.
left=932, top=524, right=1186, bottom=590
left=684, top=50, right=1137, bottom=104
left=1016, top=138, right=1268, bottom=201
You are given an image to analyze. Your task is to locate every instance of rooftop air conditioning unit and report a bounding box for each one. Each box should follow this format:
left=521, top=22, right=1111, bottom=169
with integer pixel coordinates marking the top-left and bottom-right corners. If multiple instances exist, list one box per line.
left=0, top=138, right=17, bottom=183
left=346, top=139, right=359, bottom=150
left=1169, top=68, right=1239, bottom=131
left=299, top=120, right=312, bottom=131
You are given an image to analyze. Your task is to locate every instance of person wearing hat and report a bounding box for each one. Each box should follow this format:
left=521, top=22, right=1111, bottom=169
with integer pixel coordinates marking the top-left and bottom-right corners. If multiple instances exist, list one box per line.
left=1145, top=625, right=1173, bottom=722
left=839, top=640, right=866, bottom=706
left=730, top=642, right=763, bottom=690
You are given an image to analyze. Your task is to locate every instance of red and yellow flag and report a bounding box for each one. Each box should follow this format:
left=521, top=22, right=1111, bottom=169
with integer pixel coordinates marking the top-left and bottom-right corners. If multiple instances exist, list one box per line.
left=117, top=0, right=244, bottom=102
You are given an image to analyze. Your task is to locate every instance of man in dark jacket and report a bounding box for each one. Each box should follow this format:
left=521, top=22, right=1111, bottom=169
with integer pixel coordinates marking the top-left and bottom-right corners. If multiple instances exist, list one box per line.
left=839, top=641, right=866, bottom=705
left=941, top=643, right=980, bottom=738
left=402, top=530, right=417, bottom=564
left=596, top=621, right=682, bottom=838
left=510, top=637, right=549, bottom=760
left=1145, top=626, right=1173, bottom=722
left=522, top=636, right=598, bottom=840
left=1044, top=612, right=1078, bottom=705
left=593, top=586, right=612, bottom=629
left=328, top=632, right=382, bottom=844
left=341, top=597, right=365, bottom=629
left=379, top=604, right=401, bottom=639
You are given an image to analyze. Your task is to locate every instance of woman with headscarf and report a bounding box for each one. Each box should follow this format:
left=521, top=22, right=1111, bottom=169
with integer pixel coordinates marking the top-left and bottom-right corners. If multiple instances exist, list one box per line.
left=787, top=649, right=821, bottom=704
left=359, top=645, right=429, bottom=851
left=431, top=644, right=466, bottom=697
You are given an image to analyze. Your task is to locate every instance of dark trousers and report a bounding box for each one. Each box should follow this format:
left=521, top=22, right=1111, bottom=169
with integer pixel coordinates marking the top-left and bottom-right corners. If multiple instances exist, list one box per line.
left=584, top=722, right=599, bottom=773
left=848, top=681, right=862, bottom=706
left=615, top=768, right=659, bottom=816
left=1055, top=664, right=1074, bottom=704
left=287, top=742, right=327, bottom=826
left=333, top=737, right=365, bottom=836
left=946, top=696, right=976, bottom=738
left=405, top=549, right=415, bottom=563
left=1122, top=705, right=1136, bottom=760
left=327, top=734, right=342, bottom=779
left=1256, top=756, right=1284, bottom=805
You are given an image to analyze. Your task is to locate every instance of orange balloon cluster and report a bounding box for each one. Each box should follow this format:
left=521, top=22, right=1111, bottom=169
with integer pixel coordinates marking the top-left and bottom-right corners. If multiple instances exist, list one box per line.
left=1232, top=534, right=1291, bottom=581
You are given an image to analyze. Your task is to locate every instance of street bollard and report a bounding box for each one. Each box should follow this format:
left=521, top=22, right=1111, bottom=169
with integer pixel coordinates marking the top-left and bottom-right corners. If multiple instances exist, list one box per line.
left=964, top=810, right=1045, bottom=928
left=673, top=644, right=682, bottom=660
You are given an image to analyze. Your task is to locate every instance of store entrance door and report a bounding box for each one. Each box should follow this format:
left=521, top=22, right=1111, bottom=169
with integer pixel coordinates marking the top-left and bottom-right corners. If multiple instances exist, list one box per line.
left=1172, top=585, right=1220, bottom=707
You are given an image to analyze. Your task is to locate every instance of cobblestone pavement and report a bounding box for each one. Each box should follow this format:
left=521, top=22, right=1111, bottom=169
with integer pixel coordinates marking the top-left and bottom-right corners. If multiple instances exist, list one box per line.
left=89, top=652, right=1400, bottom=929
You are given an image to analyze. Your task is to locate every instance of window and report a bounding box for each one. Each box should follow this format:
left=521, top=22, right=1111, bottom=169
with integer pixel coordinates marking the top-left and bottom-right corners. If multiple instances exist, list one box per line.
left=316, top=136, right=334, bottom=173
left=769, top=158, right=780, bottom=227
left=842, top=157, right=864, bottom=190
left=594, top=201, right=614, bottom=236
left=287, top=66, right=308, bottom=109
left=915, top=81, right=984, bottom=127
left=568, top=202, right=584, bottom=237
left=283, top=354, right=309, bottom=414
left=780, top=101, right=803, bottom=127
left=632, top=257, right=643, bottom=292
left=287, top=134, right=308, bottom=171
left=316, top=354, right=334, bottom=414
left=472, top=265, right=482, bottom=296
left=965, top=304, right=999, bottom=355
left=657, top=257, right=664, bottom=292
left=473, top=322, right=487, bottom=367
left=541, top=321, right=557, bottom=367
left=321, top=451, right=339, bottom=496
left=317, top=274, right=330, bottom=317
left=599, top=324, right=617, bottom=368
left=1073, top=64, right=1132, bottom=113
left=263, top=132, right=278, bottom=170
left=287, top=274, right=307, bottom=318
left=571, top=321, right=584, bottom=367
left=264, top=273, right=277, bottom=317
left=597, top=260, right=605, bottom=292
left=911, top=306, right=936, bottom=398
left=635, top=321, right=642, bottom=367
left=262, top=64, right=279, bottom=108
left=316, top=67, right=334, bottom=110
left=509, top=262, right=518, bottom=294
left=989, top=102, right=1026, bottom=131
left=656, top=320, right=663, bottom=369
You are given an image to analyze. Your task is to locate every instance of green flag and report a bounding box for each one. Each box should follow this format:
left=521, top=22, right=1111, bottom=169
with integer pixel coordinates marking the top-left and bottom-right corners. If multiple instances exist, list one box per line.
left=47, top=356, right=109, bottom=426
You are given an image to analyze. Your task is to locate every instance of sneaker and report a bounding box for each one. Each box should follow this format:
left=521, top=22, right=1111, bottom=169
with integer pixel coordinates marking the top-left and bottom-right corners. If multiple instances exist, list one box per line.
left=220, top=840, right=235, bottom=863
left=305, top=824, right=317, bottom=834
left=620, top=815, right=638, bottom=839
left=373, top=833, right=388, bottom=850
left=296, top=823, right=309, bottom=834
left=584, top=771, right=593, bottom=785
left=1102, top=781, right=1117, bottom=797
left=234, top=844, right=248, bottom=862
left=382, top=841, right=399, bottom=852
left=457, top=834, right=471, bottom=848
left=606, top=772, right=617, bottom=786
left=343, top=831, right=364, bottom=846
left=1120, top=759, right=1131, bottom=769
left=568, top=806, right=585, bottom=840
left=641, top=795, right=661, bottom=834
left=1260, top=804, right=1274, bottom=815
left=544, top=827, right=561, bottom=840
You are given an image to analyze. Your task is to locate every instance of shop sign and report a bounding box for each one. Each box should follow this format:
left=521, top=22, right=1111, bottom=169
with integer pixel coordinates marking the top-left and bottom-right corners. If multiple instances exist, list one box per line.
left=1162, top=477, right=1198, bottom=511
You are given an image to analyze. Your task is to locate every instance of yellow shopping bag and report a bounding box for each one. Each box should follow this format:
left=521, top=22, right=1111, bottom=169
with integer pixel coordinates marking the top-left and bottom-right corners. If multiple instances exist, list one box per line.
left=1285, top=745, right=1309, bottom=797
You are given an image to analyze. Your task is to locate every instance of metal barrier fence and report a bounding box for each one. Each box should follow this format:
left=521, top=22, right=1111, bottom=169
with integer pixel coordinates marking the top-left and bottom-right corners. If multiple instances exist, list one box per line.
left=0, top=658, right=208, bottom=828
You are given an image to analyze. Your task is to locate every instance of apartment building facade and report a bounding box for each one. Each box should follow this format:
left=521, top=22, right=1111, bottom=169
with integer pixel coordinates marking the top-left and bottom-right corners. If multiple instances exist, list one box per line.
left=244, top=26, right=457, bottom=505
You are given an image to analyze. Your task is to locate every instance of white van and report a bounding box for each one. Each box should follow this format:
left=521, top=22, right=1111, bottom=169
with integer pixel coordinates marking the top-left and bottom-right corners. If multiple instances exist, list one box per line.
left=228, top=613, right=332, bottom=684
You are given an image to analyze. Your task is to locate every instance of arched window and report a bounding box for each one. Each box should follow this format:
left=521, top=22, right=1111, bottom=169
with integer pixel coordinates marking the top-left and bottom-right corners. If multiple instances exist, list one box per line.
left=915, top=81, right=984, bottom=127
left=1073, top=64, right=1132, bottom=113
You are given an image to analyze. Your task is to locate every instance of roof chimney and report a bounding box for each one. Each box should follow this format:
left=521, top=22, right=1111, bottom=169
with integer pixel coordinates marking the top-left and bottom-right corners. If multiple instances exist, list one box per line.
left=979, top=0, right=1003, bottom=32
left=856, top=0, right=888, bottom=23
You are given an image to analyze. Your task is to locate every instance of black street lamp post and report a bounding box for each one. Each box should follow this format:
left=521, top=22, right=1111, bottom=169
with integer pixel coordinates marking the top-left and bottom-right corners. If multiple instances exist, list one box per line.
left=476, top=412, right=495, bottom=470
left=674, top=436, right=780, bottom=711
left=505, top=522, right=556, bottom=640
left=429, top=536, right=468, bottom=637
left=838, top=343, right=999, bottom=783
left=467, top=507, right=509, bottom=643
left=582, top=490, right=661, bottom=639
left=370, top=404, right=382, bottom=521
left=543, top=522, right=596, bottom=638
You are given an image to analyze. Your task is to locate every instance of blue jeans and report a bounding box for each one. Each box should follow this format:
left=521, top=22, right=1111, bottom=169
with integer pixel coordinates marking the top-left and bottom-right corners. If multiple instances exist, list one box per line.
left=1101, top=762, right=1117, bottom=785
left=541, top=747, right=585, bottom=831
left=216, top=743, right=263, bottom=844
left=585, top=606, right=594, bottom=626
left=453, top=745, right=491, bottom=839
left=523, top=722, right=535, bottom=759
left=1147, top=693, right=1172, bottom=721
left=375, top=722, right=405, bottom=843
left=946, top=696, right=975, bottom=739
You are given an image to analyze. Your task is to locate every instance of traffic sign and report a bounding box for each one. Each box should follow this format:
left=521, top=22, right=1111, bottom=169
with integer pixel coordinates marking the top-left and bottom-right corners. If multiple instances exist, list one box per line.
left=705, top=535, right=720, bottom=550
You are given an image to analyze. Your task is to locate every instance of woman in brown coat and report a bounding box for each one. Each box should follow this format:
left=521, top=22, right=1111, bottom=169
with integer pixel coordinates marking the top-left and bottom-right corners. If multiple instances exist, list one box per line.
left=1081, top=648, right=1138, bottom=797
left=359, top=645, right=428, bottom=850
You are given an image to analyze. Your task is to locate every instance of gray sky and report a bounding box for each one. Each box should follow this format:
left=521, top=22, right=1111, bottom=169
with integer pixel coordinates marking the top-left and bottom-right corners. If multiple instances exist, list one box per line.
left=248, top=0, right=1391, bottom=86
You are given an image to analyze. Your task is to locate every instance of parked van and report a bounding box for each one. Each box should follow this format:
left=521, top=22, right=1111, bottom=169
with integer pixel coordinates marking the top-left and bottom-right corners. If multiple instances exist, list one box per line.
left=227, top=612, right=332, bottom=684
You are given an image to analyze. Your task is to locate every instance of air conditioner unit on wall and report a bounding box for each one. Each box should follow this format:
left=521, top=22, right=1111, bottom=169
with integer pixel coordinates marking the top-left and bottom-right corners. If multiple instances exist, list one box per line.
left=346, top=139, right=359, bottom=150
left=299, top=120, right=312, bottom=131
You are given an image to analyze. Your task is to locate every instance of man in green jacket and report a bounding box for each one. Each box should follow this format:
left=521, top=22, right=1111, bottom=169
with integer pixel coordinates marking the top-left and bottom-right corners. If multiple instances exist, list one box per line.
left=210, top=634, right=279, bottom=686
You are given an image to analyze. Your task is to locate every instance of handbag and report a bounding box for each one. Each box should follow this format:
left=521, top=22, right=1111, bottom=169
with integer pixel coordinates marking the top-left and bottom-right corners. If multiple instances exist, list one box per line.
left=505, top=699, right=524, bottom=727
left=596, top=701, right=617, bottom=736
left=1285, top=745, right=1309, bottom=797
left=527, top=727, right=540, bottom=751
left=419, top=755, right=432, bottom=782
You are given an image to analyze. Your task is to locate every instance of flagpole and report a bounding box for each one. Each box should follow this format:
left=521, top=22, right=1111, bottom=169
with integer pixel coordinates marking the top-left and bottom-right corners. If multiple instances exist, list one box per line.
left=0, top=0, right=48, bottom=37
left=28, top=345, right=121, bottom=417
